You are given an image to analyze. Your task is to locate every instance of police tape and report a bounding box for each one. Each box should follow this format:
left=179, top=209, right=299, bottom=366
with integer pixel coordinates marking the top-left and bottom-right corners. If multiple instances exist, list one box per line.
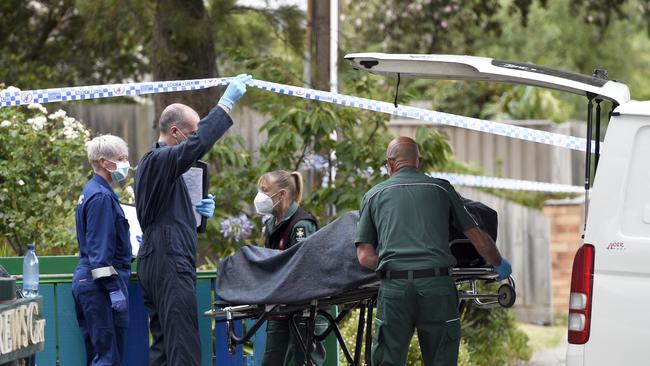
left=0, top=77, right=587, bottom=193
left=429, top=172, right=584, bottom=193
left=0, top=76, right=597, bottom=152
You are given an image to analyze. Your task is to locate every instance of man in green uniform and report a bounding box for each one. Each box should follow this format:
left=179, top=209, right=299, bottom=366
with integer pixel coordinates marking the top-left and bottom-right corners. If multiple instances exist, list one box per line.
left=355, top=136, right=512, bottom=366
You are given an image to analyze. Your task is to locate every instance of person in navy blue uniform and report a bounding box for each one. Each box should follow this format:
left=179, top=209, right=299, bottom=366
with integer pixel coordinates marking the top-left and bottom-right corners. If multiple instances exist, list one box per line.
left=135, top=74, right=252, bottom=366
left=73, top=134, right=133, bottom=366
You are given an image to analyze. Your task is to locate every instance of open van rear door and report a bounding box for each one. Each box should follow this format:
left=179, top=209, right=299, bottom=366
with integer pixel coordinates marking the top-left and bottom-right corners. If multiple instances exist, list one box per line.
left=344, top=53, right=630, bottom=105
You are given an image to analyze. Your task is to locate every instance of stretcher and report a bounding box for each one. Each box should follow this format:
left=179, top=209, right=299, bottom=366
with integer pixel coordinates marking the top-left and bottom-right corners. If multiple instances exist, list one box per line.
left=204, top=239, right=516, bottom=366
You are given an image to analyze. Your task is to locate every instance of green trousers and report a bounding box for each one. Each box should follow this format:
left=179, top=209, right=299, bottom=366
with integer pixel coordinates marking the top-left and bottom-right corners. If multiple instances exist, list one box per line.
left=261, top=315, right=328, bottom=366
left=372, top=276, right=461, bottom=366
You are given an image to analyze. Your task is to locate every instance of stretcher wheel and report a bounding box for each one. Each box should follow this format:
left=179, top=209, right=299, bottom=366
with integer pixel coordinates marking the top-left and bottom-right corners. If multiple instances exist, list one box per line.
left=497, top=284, right=516, bottom=308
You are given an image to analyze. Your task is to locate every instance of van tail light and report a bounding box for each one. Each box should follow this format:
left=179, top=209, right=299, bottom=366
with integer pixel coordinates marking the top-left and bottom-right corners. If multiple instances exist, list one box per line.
left=568, top=244, right=595, bottom=344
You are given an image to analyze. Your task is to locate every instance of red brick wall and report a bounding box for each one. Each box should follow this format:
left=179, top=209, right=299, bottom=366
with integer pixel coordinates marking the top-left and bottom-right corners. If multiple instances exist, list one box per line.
left=542, top=202, right=584, bottom=314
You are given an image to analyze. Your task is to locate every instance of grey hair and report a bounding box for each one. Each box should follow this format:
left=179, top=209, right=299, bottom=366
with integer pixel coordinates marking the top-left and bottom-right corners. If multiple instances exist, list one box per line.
left=159, top=104, right=188, bottom=133
left=86, top=134, right=129, bottom=170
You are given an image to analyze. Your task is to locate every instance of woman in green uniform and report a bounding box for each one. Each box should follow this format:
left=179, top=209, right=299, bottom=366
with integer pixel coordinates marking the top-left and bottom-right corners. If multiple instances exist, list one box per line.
left=254, top=170, right=326, bottom=366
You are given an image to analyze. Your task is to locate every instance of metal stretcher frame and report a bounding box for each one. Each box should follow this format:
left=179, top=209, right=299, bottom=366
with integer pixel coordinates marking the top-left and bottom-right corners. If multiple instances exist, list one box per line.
left=205, top=268, right=515, bottom=365
left=205, top=284, right=379, bottom=365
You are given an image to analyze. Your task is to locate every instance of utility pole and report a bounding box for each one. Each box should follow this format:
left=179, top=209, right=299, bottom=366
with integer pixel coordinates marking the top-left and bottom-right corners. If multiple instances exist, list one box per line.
left=305, top=0, right=338, bottom=92
left=330, top=0, right=338, bottom=93
left=311, top=0, right=331, bottom=91
left=303, top=0, right=312, bottom=88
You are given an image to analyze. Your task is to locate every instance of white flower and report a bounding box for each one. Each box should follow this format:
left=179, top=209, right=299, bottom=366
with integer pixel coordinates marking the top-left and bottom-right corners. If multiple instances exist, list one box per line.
left=26, top=116, right=47, bottom=131
left=62, top=126, right=79, bottom=139
left=0, top=120, right=11, bottom=127
left=48, top=109, right=67, bottom=120
left=1, top=86, right=20, bottom=93
left=63, top=117, right=76, bottom=128
left=122, top=186, right=135, bottom=203
left=27, top=103, right=47, bottom=114
left=73, top=121, right=86, bottom=132
left=17, top=179, right=25, bottom=186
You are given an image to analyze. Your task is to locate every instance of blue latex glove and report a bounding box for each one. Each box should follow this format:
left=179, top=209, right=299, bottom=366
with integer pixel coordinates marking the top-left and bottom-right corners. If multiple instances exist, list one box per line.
left=196, top=194, right=215, bottom=218
left=218, top=74, right=252, bottom=109
left=494, top=258, right=512, bottom=281
left=109, top=290, right=127, bottom=312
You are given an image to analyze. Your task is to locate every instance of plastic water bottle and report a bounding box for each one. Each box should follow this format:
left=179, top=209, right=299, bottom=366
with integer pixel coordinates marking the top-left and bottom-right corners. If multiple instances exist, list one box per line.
left=22, top=243, right=39, bottom=298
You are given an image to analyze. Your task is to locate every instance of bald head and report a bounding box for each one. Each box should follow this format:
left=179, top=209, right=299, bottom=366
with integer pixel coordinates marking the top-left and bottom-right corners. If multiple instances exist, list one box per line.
left=158, top=103, right=201, bottom=146
left=159, top=103, right=200, bottom=134
left=386, top=136, right=421, bottom=175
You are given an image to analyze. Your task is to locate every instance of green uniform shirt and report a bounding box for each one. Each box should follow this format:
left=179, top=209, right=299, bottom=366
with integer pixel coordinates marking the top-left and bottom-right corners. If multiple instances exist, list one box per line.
left=355, top=168, right=478, bottom=271
left=264, top=202, right=318, bottom=247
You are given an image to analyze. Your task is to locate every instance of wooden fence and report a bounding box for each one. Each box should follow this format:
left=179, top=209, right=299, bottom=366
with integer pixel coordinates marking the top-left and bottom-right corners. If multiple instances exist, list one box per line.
left=457, top=187, right=552, bottom=324
left=64, top=103, right=586, bottom=187
left=63, top=103, right=267, bottom=164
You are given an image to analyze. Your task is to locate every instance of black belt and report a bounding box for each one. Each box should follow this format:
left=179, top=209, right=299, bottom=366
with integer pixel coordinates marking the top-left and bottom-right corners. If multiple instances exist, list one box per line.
left=378, top=268, right=450, bottom=280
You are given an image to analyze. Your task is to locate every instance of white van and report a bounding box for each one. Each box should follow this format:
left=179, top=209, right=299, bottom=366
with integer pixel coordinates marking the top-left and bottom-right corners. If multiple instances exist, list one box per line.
left=344, top=53, right=647, bottom=366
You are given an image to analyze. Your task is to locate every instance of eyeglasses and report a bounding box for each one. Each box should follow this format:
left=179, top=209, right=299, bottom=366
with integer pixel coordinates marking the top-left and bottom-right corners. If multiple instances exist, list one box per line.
left=382, top=157, right=395, bottom=168
left=174, top=126, right=198, bottom=140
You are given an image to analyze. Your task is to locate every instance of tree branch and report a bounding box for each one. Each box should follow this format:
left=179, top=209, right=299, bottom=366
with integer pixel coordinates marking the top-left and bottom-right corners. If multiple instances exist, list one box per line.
left=27, top=2, right=71, bottom=61
left=294, top=141, right=310, bottom=172
left=7, top=231, right=22, bottom=256
left=230, top=5, right=305, bottom=57
left=365, top=117, right=382, bottom=145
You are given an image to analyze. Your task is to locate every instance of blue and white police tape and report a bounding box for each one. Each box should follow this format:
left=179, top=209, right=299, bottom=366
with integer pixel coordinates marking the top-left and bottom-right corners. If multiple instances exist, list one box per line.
left=429, top=172, right=584, bottom=194
left=0, top=76, right=597, bottom=152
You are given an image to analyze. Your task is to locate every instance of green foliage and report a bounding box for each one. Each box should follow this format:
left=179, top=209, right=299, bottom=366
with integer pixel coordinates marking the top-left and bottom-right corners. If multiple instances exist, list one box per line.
left=482, top=86, right=574, bottom=122
left=477, top=0, right=650, bottom=116
left=461, top=307, right=533, bottom=364
left=210, top=0, right=305, bottom=58
left=200, top=134, right=263, bottom=257
left=343, top=0, right=540, bottom=55
left=569, top=0, right=650, bottom=31
left=0, top=0, right=150, bottom=89
left=0, top=100, right=90, bottom=255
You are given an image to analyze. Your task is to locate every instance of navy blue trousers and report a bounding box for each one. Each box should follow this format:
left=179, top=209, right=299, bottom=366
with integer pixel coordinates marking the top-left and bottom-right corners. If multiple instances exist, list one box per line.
left=72, top=269, right=129, bottom=366
left=138, top=243, right=200, bottom=366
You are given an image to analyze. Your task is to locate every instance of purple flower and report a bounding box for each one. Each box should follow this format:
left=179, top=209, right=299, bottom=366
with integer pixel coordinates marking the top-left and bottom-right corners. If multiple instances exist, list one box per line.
left=220, top=213, right=253, bottom=242
left=303, top=154, right=328, bottom=171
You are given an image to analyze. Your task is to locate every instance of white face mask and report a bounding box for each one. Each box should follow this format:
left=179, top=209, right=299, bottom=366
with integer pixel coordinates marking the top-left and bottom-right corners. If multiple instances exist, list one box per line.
left=254, top=190, right=281, bottom=215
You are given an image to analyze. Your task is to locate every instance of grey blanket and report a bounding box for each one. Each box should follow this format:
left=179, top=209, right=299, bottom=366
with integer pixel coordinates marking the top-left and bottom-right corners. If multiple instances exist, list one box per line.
left=214, top=211, right=377, bottom=305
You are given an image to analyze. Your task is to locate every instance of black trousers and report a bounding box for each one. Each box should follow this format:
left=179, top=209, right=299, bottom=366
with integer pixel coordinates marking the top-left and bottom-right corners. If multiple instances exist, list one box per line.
left=138, top=246, right=200, bottom=366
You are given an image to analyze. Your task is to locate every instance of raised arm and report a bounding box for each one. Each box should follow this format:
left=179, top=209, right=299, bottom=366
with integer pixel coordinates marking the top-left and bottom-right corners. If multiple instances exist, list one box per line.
left=157, top=74, right=252, bottom=180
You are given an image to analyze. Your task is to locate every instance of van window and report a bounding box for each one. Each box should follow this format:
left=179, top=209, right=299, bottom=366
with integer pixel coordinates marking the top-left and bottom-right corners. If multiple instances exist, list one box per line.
left=621, top=125, right=650, bottom=237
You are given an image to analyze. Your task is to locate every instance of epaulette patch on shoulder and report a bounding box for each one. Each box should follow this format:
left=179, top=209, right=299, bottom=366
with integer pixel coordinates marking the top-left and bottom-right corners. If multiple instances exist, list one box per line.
left=295, top=227, right=306, bottom=242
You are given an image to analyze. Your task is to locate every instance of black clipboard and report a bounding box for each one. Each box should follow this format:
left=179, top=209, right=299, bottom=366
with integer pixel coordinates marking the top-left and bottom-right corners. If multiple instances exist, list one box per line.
left=195, top=160, right=209, bottom=233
